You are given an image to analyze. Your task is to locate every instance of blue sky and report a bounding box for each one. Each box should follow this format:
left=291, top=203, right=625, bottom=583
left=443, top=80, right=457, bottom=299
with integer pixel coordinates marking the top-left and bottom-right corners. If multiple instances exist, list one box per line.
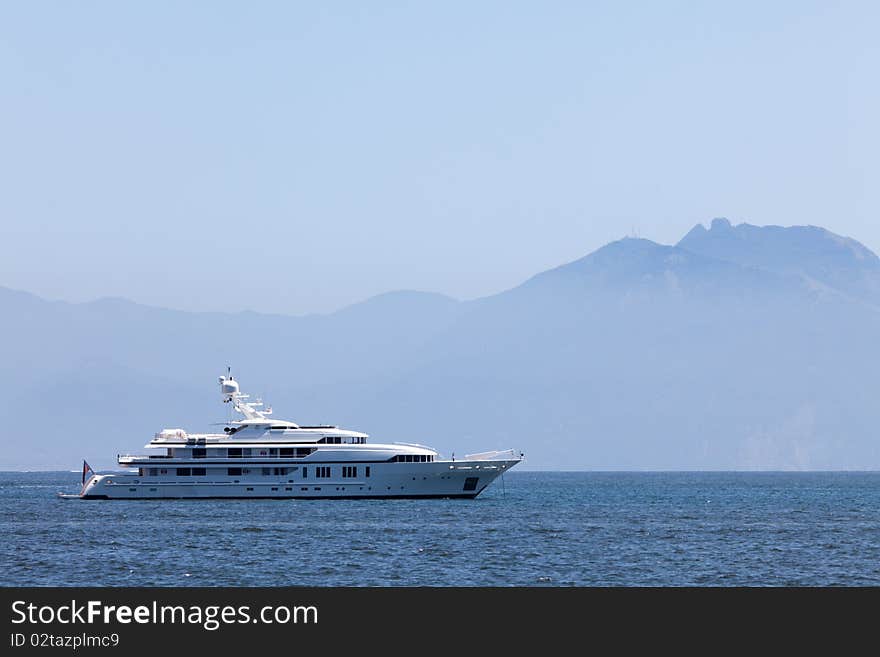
left=1, top=1, right=877, bottom=314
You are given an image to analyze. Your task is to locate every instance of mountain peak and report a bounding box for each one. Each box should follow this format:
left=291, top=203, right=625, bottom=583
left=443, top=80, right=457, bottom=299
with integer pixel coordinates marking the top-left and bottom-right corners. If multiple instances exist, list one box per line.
left=711, top=217, right=732, bottom=231
left=678, top=220, right=880, bottom=267
left=677, top=219, right=880, bottom=303
left=548, top=236, right=673, bottom=273
left=513, top=235, right=771, bottom=300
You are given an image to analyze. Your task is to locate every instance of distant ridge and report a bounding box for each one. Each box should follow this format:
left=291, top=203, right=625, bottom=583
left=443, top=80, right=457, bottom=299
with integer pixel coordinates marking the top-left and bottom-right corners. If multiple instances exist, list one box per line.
left=3, top=219, right=880, bottom=471
left=678, top=218, right=880, bottom=305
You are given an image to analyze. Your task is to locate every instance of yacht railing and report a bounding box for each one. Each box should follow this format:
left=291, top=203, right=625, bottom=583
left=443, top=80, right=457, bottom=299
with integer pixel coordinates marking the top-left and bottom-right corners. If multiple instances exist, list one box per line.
left=119, top=452, right=317, bottom=461
left=462, top=449, right=521, bottom=461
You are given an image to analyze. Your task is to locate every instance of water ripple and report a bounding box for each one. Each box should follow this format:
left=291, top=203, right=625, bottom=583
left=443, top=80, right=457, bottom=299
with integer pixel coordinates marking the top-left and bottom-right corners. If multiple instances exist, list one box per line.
left=3, top=471, right=880, bottom=586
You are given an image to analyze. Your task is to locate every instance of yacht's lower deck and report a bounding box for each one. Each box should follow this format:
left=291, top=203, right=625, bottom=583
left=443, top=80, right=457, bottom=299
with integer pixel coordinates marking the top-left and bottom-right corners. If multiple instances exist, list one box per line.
left=79, top=459, right=519, bottom=500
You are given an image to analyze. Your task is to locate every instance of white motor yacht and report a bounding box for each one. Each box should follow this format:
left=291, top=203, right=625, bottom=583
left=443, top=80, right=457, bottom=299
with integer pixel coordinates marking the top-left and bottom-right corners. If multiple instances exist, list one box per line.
left=70, top=373, right=522, bottom=500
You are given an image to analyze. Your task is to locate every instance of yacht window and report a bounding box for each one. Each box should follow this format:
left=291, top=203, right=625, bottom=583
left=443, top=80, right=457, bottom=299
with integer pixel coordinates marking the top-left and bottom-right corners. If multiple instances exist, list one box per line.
left=192, top=468, right=206, bottom=476
left=176, top=468, right=191, bottom=476
left=280, top=448, right=294, bottom=458
left=302, top=467, right=307, bottom=479
left=366, top=467, right=370, bottom=478
left=228, top=467, right=242, bottom=476
left=148, top=468, right=158, bottom=476
left=192, top=448, right=206, bottom=459
left=228, top=448, right=242, bottom=458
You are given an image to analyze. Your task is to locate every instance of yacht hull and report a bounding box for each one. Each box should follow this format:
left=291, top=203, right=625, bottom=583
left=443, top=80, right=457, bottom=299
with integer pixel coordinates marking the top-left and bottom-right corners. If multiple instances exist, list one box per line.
left=77, top=459, right=518, bottom=500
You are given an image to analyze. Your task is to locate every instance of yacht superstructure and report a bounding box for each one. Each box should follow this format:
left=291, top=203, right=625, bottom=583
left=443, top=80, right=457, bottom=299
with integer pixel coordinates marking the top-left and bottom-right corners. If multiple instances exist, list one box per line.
left=73, top=373, right=522, bottom=499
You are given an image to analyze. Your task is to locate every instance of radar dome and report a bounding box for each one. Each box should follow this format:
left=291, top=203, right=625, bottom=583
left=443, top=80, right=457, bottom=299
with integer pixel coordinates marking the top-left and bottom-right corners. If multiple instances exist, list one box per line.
left=219, top=375, right=240, bottom=399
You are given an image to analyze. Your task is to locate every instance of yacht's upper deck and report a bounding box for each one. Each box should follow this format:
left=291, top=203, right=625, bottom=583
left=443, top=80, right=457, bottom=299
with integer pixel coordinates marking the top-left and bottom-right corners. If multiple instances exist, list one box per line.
left=146, top=374, right=371, bottom=448
left=146, top=423, right=369, bottom=448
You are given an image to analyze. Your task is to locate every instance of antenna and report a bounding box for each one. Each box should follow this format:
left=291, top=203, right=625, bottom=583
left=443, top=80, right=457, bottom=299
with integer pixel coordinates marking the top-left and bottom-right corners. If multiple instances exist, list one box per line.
left=218, top=370, right=291, bottom=426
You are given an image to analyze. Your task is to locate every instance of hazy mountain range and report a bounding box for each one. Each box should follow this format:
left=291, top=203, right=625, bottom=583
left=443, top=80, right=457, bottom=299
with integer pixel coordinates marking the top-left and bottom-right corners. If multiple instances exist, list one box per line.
left=3, top=218, right=879, bottom=470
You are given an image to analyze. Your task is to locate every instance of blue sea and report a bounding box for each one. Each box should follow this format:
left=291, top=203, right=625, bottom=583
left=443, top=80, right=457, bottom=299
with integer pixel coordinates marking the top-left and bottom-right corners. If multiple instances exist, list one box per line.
left=3, top=471, right=880, bottom=586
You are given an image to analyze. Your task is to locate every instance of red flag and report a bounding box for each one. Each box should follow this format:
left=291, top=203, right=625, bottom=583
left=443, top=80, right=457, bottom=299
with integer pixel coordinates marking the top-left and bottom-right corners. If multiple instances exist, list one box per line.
left=82, top=460, right=94, bottom=485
